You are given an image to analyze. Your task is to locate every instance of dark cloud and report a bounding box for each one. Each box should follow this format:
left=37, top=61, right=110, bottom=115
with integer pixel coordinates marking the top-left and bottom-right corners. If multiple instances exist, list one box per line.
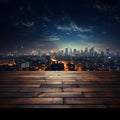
left=114, top=15, right=120, bottom=23
left=22, top=21, right=35, bottom=27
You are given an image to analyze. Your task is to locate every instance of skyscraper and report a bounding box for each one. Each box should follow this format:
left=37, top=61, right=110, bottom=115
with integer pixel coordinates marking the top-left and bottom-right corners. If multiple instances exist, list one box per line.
left=65, top=48, right=68, bottom=56
left=38, top=48, right=41, bottom=56
left=69, top=48, right=72, bottom=55
left=89, top=47, right=94, bottom=56
left=73, top=49, right=77, bottom=55
left=106, top=48, right=110, bottom=55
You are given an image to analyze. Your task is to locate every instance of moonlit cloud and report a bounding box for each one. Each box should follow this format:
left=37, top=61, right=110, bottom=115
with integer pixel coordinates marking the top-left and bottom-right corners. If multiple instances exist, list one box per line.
left=101, top=32, right=107, bottom=34
left=56, top=22, right=93, bottom=33
left=48, top=36, right=60, bottom=41
left=42, top=35, right=60, bottom=42
left=42, top=16, right=51, bottom=22
left=94, top=2, right=114, bottom=13
left=57, top=25, right=72, bottom=31
left=94, top=4, right=103, bottom=12
left=22, top=22, right=35, bottom=27
left=78, top=34, right=95, bottom=43
left=42, top=23, right=47, bottom=28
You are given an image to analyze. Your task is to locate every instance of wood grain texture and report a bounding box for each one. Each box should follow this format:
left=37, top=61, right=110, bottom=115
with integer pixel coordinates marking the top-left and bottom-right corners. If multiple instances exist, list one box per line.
left=0, top=71, right=120, bottom=108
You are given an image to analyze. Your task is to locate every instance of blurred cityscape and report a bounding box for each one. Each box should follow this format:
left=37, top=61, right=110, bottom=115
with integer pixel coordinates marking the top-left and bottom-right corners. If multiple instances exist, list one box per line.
left=0, top=47, right=120, bottom=71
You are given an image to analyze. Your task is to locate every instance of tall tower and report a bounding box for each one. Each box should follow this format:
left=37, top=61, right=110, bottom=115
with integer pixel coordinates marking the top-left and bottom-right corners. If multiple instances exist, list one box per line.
left=89, top=47, right=94, bottom=56
left=73, top=49, right=77, bottom=55
left=65, top=48, right=68, bottom=56
left=106, top=48, right=110, bottom=55
left=38, top=48, right=41, bottom=56
left=85, top=48, right=88, bottom=53
left=69, top=48, right=72, bottom=55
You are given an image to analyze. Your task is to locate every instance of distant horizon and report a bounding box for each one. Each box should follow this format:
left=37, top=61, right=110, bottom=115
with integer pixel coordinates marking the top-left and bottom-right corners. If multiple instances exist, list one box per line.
left=0, top=46, right=119, bottom=55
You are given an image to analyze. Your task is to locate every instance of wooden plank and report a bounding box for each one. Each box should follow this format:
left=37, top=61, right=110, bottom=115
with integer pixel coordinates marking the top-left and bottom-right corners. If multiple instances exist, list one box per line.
left=0, top=88, right=20, bottom=92
left=76, top=79, right=118, bottom=82
left=40, top=84, right=79, bottom=88
left=0, top=98, right=63, bottom=104
left=83, top=92, right=120, bottom=98
left=0, top=80, right=46, bottom=82
left=45, top=80, right=76, bottom=82
left=64, top=98, right=120, bottom=104
left=19, top=88, right=62, bottom=92
left=97, top=81, right=120, bottom=84
left=63, top=88, right=120, bottom=92
left=108, top=105, right=120, bottom=108
left=63, top=81, right=99, bottom=85
left=0, top=85, right=40, bottom=88
left=0, top=104, right=107, bottom=108
left=78, top=84, right=120, bottom=88
left=42, top=82, right=62, bottom=84
left=45, top=79, right=76, bottom=81
left=0, top=92, right=33, bottom=97
left=33, top=92, right=83, bottom=98
left=1, top=81, right=119, bottom=85
left=0, top=88, right=62, bottom=92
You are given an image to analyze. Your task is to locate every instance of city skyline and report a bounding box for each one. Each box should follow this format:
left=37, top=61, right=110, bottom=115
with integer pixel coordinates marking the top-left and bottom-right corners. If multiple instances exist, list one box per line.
left=0, top=0, right=120, bottom=53
left=1, top=46, right=119, bottom=56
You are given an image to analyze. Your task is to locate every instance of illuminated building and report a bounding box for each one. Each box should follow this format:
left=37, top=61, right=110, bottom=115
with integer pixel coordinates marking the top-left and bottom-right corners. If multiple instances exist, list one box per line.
left=38, top=48, right=41, bottom=56
left=65, top=48, right=68, bottom=56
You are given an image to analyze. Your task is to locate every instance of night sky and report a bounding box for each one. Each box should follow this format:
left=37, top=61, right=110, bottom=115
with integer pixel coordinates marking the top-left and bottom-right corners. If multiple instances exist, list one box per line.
left=0, top=0, right=120, bottom=53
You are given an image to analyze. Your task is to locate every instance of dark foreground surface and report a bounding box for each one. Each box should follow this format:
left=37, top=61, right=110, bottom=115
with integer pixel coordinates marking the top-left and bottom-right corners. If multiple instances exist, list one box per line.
left=0, top=71, right=120, bottom=108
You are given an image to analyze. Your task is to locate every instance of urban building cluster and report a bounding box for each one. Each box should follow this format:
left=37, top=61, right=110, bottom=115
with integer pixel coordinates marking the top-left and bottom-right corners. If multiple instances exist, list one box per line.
left=0, top=47, right=120, bottom=71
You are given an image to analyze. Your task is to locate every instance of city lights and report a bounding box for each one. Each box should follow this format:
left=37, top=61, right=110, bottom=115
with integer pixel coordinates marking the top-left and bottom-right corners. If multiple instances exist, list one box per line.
left=0, top=47, right=119, bottom=71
